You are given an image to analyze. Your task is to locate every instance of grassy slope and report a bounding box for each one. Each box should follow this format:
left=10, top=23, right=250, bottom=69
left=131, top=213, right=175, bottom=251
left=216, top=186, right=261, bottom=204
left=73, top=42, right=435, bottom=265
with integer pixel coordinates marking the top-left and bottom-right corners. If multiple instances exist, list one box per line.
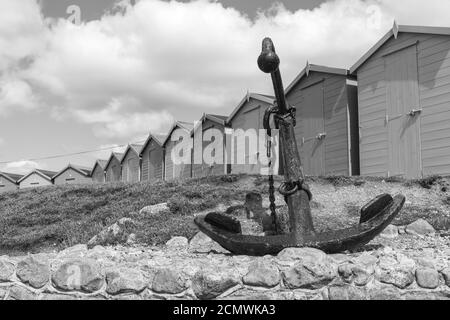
left=0, top=175, right=259, bottom=255
left=1, top=174, right=449, bottom=255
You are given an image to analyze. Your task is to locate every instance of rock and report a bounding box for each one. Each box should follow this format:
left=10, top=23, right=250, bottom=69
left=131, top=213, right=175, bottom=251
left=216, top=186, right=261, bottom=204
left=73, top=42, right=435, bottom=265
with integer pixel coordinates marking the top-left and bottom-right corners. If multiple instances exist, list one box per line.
left=192, top=269, right=239, bottom=300
left=126, top=233, right=137, bottom=245
left=139, top=203, right=170, bottom=216
left=7, top=285, right=38, bottom=300
left=189, top=232, right=229, bottom=254
left=151, top=269, right=187, bottom=294
left=87, top=218, right=135, bottom=248
left=0, top=287, right=8, bottom=300
left=278, top=247, right=327, bottom=262
left=406, top=219, right=435, bottom=236
left=368, top=285, right=401, bottom=300
left=441, top=268, right=450, bottom=287
left=375, top=255, right=415, bottom=289
left=16, top=256, right=50, bottom=289
left=328, top=285, right=366, bottom=300
left=52, top=259, right=104, bottom=293
left=398, top=226, right=406, bottom=234
left=338, top=262, right=374, bottom=286
left=414, top=257, right=436, bottom=269
left=40, top=293, right=78, bottom=300
left=0, top=258, right=15, bottom=282
left=165, top=237, right=189, bottom=250
left=106, top=268, right=147, bottom=295
left=282, top=251, right=336, bottom=289
left=242, top=260, right=280, bottom=288
left=379, top=225, right=398, bottom=239
left=415, top=268, right=439, bottom=289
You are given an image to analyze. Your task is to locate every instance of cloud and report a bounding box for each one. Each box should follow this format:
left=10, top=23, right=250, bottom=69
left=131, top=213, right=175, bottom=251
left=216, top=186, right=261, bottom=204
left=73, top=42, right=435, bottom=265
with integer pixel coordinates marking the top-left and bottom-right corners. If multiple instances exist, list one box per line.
left=2, top=0, right=450, bottom=140
left=1, top=160, right=41, bottom=174
left=91, top=144, right=128, bottom=160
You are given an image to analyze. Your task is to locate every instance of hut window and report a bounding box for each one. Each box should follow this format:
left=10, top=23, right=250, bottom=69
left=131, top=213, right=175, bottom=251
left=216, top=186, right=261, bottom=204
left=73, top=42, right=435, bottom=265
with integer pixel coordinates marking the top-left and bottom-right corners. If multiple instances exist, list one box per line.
left=66, top=178, right=75, bottom=181
left=31, top=182, right=39, bottom=185
left=0, top=185, right=5, bottom=188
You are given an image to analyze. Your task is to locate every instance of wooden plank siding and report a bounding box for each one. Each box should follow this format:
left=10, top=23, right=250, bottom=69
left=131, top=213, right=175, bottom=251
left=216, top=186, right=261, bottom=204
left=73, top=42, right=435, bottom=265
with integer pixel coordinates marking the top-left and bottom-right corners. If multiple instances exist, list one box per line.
left=228, top=97, right=275, bottom=175
left=121, top=145, right=142, bottom=183
left=0, top=174, right=19, bottom=193
left=192, top=118, right=227, bottom=178
left=286, top=70, right=353, bottom=176
left=163, top=123, right=193, bottom=181
left=53, top=168, right=92, bottom=185
left=19, top=172, right=54, bottom=189
left=356, top=31, right=450, bottom=177
left=91, top=163, right=106, bottom=183
left=141, top=139, right=164, bottom=182
left=105, top=154, right=122, bottom=183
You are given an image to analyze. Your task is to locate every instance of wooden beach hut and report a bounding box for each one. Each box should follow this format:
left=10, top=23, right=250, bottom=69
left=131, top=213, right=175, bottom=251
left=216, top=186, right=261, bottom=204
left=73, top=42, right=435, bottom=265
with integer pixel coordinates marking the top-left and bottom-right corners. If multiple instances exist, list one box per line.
left=226, top=92, right=280, bottom=175
left=105, top=152, right=123, bottom=183
left=52, top=164, right=92, bottom=185
left=0, top=172, right=23, bottom=192
left=350, top=23, right=450, bottom=178
left=91, top=160, right=108, bottom=183
left=121, top=144, right=144, bottom=183
left=192, top=113, right=229, bottom=178
left=140, top=134, right=165, bottom=182
left=162, top=121, right=194, bottom=181
left=285, top=63, right=359, bottom=176
left=18, top=169, right=57, bottom=189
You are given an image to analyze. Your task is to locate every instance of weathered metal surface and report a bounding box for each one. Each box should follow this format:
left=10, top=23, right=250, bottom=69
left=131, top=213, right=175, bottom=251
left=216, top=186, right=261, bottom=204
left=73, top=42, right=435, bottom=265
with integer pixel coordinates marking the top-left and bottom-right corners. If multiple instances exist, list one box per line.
left=195, top=194, right=405, bottom=255
left=194, top=37, right=406, bottom=256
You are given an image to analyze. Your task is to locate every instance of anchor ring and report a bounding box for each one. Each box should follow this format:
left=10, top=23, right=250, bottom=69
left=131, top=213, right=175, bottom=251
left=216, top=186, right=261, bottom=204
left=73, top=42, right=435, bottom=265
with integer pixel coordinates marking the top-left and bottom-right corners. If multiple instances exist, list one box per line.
left=278, top=182, right=298, bottom=196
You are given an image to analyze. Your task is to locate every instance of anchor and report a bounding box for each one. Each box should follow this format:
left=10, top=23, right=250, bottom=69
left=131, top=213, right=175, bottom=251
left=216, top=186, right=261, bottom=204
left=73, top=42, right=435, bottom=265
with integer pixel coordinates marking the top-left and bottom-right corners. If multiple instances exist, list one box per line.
left=194, top=38, right=405, bottom=256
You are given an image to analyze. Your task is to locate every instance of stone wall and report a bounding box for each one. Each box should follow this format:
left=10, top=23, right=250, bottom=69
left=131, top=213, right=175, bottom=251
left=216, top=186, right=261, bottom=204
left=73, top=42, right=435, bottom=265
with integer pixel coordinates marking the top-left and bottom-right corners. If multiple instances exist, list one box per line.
left=0, top=232, right=449, bottom=300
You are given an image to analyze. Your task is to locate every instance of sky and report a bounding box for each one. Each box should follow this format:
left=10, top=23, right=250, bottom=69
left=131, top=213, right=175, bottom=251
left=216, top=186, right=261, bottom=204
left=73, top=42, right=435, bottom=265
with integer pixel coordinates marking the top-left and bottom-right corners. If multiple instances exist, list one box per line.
left=1, top=0, right=450, bottom=174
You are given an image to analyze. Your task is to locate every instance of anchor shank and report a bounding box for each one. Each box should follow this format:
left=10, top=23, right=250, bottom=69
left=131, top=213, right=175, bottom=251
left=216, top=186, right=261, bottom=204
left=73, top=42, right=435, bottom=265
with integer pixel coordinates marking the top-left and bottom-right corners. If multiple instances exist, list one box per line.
left=278, top=117, right=315, bottom=237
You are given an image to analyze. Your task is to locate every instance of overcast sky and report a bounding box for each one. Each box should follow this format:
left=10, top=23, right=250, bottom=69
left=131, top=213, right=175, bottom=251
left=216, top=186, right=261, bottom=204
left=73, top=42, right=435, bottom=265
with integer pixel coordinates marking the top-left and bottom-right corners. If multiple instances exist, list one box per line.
left=1, top=0, right=450, bottom=174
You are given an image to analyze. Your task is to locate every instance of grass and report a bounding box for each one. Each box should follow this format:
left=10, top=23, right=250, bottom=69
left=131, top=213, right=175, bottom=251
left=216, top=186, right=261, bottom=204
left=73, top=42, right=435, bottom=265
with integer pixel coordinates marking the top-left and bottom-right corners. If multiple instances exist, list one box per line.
left=1, top=173, right=449, bottom=255
left=0, top=174, right=263, bottom=254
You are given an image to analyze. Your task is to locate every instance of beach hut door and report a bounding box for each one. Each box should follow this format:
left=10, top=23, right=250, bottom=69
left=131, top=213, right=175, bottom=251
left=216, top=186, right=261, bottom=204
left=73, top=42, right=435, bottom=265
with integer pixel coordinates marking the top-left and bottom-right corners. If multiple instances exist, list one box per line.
left=300, top=82, right=325, bottom=176
left=385, top=44, right=421, bottom=178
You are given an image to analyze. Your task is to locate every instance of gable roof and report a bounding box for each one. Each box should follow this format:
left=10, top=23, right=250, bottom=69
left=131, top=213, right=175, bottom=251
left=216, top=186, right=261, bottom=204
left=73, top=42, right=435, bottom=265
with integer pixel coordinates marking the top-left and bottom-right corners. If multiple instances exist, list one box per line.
left=227, top=92, right=274, bottom=124
left=92, top=159, right=108, bottom=173
left=191, top=113, right=228, bottom=136
left=350, top=23, right=450, bottom=74
left=120, top=144, right=144, bottom=164
left=52, top=164, right=92, bottom=180
left=17, top=169, right=58, bottom=183
left=162, top=121, right=194, bottom=146
left=285, top=62, right=349, bottom=95
left=139, top=133, right=166, bottom=156
left=0, top=172, right=24, bottom=184
left=104, top=152, right=124, bottom=171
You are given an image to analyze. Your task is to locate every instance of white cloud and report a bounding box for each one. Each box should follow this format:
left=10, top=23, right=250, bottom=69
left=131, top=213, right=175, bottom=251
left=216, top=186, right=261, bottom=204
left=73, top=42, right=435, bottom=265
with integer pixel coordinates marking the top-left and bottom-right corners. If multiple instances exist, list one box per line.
left=1, top=160, right=41, bottom=174
left=2, top=0, right=450, bottom=139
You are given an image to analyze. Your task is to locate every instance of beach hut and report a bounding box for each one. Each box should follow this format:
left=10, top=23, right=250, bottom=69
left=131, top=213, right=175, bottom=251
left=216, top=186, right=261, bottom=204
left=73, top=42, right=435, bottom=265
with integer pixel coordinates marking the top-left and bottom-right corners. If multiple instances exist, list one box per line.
left=285, top=63, right=359, bottom=176
left=18, top=169, right=57, bottom=189
left=227, top=92, right=280, bottom=175
left=350, top=23, right=450, bottom=178
left=52, top=164, right=92, bottom=185
left=162, top=121, right=194, bottom=181
left=91, top=160, right=107, bottom=183
left=140, top=134, right=165, bottom=182
left=192, top=113, right=229, bottom=178
left=0, top=172, right=23, bottom=192
left=105, top=152, right=123, bottom=182
left=121, top=144, right=144, bottom=183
